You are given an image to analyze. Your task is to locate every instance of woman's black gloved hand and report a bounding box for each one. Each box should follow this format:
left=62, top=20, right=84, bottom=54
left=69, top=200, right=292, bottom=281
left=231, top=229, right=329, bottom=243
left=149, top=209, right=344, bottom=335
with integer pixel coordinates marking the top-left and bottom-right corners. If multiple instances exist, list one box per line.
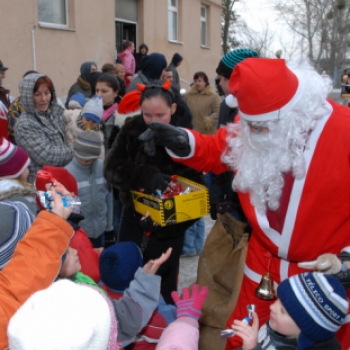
left=139, top=122, right=190, bottom=157
left=139, top=215, right=162, bottom=232
left=146, top=173, right=171, bottom=195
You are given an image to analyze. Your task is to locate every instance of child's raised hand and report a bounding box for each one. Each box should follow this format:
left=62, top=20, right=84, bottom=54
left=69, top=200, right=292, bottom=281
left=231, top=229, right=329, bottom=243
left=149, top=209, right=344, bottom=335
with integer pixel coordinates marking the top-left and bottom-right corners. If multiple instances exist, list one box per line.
left=231, top=312, right=259, bottom=350
left=143, top=247, right=172, bottom=274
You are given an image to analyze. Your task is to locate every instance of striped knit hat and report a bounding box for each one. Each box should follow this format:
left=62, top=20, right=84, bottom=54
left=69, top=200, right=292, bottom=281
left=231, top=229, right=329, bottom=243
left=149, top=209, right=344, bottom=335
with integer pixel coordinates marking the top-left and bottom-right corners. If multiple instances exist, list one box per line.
left=73, top=130, right=101, bottom=160
left=277, top=272, right=348, bottom=349
left=216, top=48, right=259, bottom=79
left=0, top=137, right=30, bottom=179
left=0, top=201, right=35, bottom=269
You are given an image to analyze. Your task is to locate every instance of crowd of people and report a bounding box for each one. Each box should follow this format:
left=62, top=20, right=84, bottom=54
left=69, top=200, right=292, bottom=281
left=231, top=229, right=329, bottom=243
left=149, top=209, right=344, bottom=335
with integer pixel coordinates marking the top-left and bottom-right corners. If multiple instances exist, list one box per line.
left=0, top=39, right=349, bottom=350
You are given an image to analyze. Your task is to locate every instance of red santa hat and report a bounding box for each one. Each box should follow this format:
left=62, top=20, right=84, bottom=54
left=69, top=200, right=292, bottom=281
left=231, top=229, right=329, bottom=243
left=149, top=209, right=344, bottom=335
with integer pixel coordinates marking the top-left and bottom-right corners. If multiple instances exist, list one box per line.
left=229, top=58, right=304, bottom=122
left=114, top=90, right=142, bottom=128
left=35, top=166, right=78, bottom=210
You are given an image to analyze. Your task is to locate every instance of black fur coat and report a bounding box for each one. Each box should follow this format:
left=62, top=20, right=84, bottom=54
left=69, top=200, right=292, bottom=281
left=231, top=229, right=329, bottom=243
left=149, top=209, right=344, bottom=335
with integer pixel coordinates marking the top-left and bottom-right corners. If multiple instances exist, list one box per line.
left=104, top=114, right=205, bottom=238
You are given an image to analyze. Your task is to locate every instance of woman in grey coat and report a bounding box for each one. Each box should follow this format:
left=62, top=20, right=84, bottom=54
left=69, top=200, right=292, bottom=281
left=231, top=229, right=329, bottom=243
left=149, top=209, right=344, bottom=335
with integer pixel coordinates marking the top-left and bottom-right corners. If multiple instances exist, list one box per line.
left=15, top=74, right=73, bottom=184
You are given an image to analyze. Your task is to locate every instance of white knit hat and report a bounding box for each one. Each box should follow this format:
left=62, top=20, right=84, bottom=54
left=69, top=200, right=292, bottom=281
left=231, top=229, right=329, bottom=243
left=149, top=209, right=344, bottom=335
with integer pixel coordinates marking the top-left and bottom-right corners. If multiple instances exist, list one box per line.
left=8, top=279, right=119, bottom=349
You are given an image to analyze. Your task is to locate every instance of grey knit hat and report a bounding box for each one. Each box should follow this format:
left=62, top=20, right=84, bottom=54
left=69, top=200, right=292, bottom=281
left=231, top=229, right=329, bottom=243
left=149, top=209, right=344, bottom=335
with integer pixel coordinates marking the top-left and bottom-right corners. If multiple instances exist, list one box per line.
left=73, top=130, right=101, bottom=160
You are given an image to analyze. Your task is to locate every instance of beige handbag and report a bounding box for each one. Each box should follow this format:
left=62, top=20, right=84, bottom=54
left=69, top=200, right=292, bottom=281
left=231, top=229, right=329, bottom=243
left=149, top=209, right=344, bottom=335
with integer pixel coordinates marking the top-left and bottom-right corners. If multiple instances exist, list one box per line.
left=196, top=213, right=249, bottom=350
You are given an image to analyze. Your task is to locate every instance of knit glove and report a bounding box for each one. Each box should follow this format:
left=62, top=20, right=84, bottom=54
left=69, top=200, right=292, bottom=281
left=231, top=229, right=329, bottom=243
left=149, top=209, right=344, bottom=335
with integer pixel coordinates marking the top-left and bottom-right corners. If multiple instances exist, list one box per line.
left=171, top=284, right=208, bottom=321
left=145, top=173, right=171, bottom=195
left=139, top=122, right=190, bottom=157
left=298, top=253, right=342, bottom=274
left=204, top=116, right=214, bottom=132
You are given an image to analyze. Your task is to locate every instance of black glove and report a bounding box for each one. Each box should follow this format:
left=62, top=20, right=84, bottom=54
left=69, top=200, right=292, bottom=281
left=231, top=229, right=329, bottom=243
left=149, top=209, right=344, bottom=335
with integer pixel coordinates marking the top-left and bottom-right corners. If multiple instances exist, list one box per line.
left=139, top=216, right=162, bottom=233
left=139, top=122, right=191, bottom=157
left=145, top=173, right=172, bottom=195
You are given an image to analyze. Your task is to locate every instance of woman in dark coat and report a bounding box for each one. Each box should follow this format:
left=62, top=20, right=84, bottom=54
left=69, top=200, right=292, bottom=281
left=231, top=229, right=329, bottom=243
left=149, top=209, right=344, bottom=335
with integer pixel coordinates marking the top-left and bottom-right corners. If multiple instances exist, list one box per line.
left=104, top=82, right=204, bottom=304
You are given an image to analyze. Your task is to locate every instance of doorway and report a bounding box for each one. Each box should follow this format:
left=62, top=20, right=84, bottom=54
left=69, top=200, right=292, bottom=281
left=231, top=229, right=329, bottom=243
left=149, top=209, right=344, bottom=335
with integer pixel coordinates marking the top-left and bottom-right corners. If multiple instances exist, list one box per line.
left=115, top=20, right=136, bottom=54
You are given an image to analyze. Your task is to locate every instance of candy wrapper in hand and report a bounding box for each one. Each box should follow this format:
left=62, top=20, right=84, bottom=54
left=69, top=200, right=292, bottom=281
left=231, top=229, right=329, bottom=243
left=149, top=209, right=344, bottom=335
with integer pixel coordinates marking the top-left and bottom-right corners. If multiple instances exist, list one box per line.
left=37, top=191, right=81, bottom=214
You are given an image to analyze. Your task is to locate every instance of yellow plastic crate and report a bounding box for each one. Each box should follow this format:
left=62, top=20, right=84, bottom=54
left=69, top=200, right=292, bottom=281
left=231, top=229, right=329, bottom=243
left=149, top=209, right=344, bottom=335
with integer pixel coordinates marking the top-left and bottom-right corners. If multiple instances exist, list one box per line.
left=132, top=176, right=209, bottom=227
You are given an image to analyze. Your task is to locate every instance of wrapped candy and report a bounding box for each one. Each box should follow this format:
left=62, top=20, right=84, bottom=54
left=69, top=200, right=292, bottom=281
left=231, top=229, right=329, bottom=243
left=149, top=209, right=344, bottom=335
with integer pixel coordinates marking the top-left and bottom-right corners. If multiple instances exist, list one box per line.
left=36, top=169, right=81, bottom=213
left=37, top=191, right=81, bottom=214
left=220, top=304, right=256, bottom=338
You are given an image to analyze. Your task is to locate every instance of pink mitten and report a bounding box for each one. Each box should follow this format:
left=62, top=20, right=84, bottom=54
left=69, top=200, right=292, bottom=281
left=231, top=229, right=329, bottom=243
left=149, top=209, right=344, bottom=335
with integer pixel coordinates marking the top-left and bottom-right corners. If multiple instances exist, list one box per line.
left=171, top=284, right=208, bottom=320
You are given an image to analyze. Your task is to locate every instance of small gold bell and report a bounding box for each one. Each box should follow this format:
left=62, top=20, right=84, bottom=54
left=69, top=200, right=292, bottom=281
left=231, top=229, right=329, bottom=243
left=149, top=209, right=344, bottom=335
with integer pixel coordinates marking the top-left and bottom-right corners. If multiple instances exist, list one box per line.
left=255, top=273, right=276, bottom=300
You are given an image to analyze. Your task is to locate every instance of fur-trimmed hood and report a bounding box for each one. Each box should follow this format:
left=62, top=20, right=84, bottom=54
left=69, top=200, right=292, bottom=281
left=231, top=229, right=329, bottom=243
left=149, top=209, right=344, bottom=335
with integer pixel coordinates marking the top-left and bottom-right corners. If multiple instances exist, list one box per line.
left=0, top=179, right=35, bottom=202
left=187, top=84, right=216, bottom=96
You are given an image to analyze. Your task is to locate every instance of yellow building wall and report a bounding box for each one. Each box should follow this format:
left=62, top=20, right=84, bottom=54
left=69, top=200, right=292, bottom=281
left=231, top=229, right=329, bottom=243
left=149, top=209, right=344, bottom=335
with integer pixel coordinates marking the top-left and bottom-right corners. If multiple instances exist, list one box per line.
left=137, top=0, right=222, bottom=90
left=1, top=0, right=115, bottom=99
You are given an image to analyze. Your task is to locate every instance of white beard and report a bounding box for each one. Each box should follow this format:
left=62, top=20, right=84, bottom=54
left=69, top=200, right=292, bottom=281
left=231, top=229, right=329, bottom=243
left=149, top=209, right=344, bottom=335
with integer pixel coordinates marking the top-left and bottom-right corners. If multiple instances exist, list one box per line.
left=222, top=115, right=315, bottom=214
left=221, top=60, right=332, bottom=214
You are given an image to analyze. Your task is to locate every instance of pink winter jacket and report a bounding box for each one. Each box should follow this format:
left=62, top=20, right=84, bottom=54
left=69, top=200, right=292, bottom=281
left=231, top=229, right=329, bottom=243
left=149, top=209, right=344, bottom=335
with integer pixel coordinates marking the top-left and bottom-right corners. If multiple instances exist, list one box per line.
left=156, top=317, right=199, bottom=350
left=121, top=49, right=136, bottom=76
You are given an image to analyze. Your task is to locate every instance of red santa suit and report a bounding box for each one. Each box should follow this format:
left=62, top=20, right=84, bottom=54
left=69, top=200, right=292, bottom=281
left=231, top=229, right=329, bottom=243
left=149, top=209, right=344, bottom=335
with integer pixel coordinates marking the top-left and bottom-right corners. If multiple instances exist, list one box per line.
left=170, top=98, right=350, bottom=349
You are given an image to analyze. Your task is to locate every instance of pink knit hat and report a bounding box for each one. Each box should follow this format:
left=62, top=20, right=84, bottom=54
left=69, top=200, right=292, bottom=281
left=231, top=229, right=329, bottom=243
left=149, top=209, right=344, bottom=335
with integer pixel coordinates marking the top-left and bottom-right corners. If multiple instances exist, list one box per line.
left=0, top=137, right=30, bottom=179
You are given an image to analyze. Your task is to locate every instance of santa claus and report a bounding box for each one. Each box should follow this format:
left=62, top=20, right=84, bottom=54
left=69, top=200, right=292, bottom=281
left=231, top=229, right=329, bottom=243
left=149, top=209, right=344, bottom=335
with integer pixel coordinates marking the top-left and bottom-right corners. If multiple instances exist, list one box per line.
left=139, top=58, right=350, bottom=349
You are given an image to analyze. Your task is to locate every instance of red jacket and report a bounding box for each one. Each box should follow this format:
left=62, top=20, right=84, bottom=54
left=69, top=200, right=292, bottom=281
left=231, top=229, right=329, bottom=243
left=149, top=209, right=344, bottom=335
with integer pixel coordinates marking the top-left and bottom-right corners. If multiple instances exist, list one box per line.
left=0, top=211, right=74, bottom=348
left=172, top=100, right=350, bottom=348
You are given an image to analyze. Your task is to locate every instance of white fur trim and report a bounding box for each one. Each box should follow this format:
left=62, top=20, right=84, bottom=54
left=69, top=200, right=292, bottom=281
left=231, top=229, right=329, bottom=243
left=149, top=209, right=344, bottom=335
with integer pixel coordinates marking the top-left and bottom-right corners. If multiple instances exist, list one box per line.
left=225, top=94, right=238, bottom=108
left=114, top=111, right=139, bottom=127
left=244, top=264, right=279, bottom=289
left=341, top=247, right=350, bottom=254
left=239, top=70, right=305, bottom=122
left=165, top=129, right=195, bottom=159
left=278, top=101, right=333, bottom=258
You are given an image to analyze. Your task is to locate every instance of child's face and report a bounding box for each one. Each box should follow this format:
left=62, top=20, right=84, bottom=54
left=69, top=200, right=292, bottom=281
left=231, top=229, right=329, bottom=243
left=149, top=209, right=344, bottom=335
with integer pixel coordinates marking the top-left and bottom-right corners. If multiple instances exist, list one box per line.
left=76, top=157, right=95, bottom=167
left=18, top=168, right=29, bottom=183
left=269, top=299, right=300, bottom=338
left=81, top=116, right=98, bottom=130
left=59, top=247, right=81, bottom=278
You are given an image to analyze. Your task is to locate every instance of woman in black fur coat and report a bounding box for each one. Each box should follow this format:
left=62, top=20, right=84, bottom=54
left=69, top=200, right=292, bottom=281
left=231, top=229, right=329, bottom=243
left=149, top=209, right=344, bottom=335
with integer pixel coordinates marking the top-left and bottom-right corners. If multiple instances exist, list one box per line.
left=104, top=83, right=204, bottom=303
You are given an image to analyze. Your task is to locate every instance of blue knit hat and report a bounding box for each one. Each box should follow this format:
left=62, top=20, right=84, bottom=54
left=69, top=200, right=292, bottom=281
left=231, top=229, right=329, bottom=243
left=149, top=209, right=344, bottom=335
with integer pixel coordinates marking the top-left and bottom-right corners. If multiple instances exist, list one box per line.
left=216, top=48, right=259, bottom=79
left=68, top=92, right=86, bottom=109
left=81, top=95, right=103, bottom=123
left=277, top=272, right=348, bottom=350
left=99, top=242, right=143, bottom=292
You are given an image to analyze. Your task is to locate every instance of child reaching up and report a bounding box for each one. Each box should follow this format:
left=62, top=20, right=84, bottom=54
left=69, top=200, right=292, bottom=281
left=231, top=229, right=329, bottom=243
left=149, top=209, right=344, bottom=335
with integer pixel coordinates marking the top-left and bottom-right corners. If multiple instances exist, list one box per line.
left=231, top=272, right=348, bottom=350
left=8, top=248, right=172, bottom=349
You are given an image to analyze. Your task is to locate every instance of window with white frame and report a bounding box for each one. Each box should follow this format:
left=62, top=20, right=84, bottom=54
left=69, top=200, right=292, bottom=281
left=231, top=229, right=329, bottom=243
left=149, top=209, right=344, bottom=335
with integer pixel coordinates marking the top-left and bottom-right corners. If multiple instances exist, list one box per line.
left=38, top=0, right=68, bottom=27
left=200, top=5, right=207, bottom=46
left=168, top=0, right=178, bottom=41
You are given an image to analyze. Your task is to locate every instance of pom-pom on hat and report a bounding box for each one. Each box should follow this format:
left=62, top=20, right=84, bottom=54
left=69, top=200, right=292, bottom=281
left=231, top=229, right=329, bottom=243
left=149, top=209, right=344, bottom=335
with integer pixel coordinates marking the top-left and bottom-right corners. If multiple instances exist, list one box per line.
left=0, top=137, right=30, bottom=179
left=35, top=165, right=78, bottom=211
left=36, top=165, right=78, bottom=195
left=73, top=130, right=101, bottom=160
left=8, top=279, right=118, bottom=349
left=99, top=241, right=143, bottom=292
left=81, top=95, right=103, bottom=123
left=229, top=58, right=304, bottom=122
left=216, top=48, right=259, bottom=79
left=68, top=92, right=86, bottom=109
left=277, top=272, right=349, bottom=350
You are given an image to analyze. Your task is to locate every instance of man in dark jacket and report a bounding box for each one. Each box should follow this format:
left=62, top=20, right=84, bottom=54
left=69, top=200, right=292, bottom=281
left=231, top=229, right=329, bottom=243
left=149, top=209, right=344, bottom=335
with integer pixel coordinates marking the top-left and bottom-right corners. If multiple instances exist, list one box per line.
left=209, top=48, right=258, bottom=222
